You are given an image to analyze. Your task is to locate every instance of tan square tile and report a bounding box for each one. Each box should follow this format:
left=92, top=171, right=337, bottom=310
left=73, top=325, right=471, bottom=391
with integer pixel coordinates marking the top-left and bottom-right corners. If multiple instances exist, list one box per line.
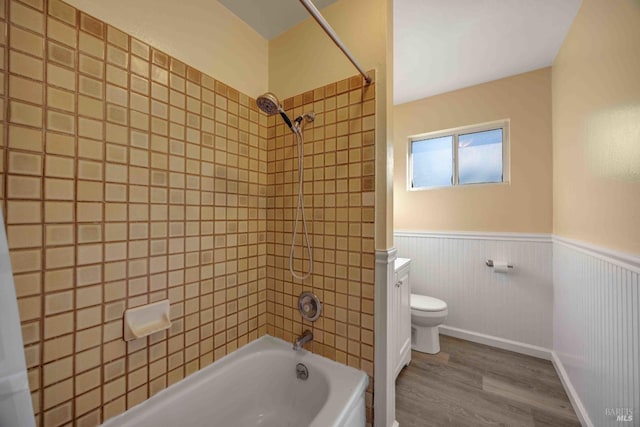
left=106, top=84, right=128, bottom=107
left=7, top=224, right=42, bottom=249
left=11, top=1, right=44, bottom=33
left=79, top=32, right=105, bottom=59
left=43, top=356, right=72, bottom=387
left=79, top=54, right=104, bottom=79
left=131, top=75, right=149, bottom=96
left=43, top=377, right=72, bottom=409
left=75, top=346, right=101, bottom=374
left=79, top=75, right=103, bottom=99
left=152, top=49, right=168, bottom=68
left=9, top=125, right=43, bottom=152
left=80, top=13, right=104, bottom=39
left=47, top=86, right=75, bottom=112
left=44, top=312, right=73, bottom=339
left=43, top=401, right=72, bottom=427
left=44, top=177, right=73, bottom=200
left=78, top=95, right=104, bottom=119
left=44, top=201, right=73, bottom=223
left=45, top=155, right=73, bottom=178
left=8, top=151, right=42, bottom=175
left=45, top=224, right=73, bottom=246
left=107, top=25, right=128, bottom=49
left=104, top=359, right=126, bottom=387
left=47, top=63, right=74, bottom=90
left=10, top=101, right=43, bottom=127
left=47, top=110, right=75, bottom=134
left=78, top=117, right=103, bottom=139
left=77, top=265, right=102, bottom=287
left=105, top=146, right=126, bottom=167
left=48, top=0, right=76, bottom=26
left=10, top=50, right=43, bottom=81
left=47, top=41, right=75, bottom=67
left=76, top=325, right=102, bottom=352
left=107, top=45, right=128, bottom=69
left=43, top=269, right=71, bottom=294
left=77, top=408, right=101, bottom=427
left=104, top=223, right=126, bottom=242
left=107, top=64, right=128, bottom=87
left=77, top=180, right=103, bottom=202
left=78, top=224, right=102, bottom=243
left=17, top=293, right=41, bottom=320
left=76, top=202, right=102, bottom=222
left=10, top=25, right=44, bottom=57
left=131, top=56, right=149, bottom=78
left=45, top=245, right=74, bottom=269
left=78, top=160, right=103, bottom=181
left=76, top=243, right=102, bottom=265
left=77, top=305, right=102, bottom=329
left=7, top=175, right=41, bottom=199
left=21, top=321, right=40, bottom=344
left=170, top=58, right=185, bottom=77
left=7, top=200, right=42, bottom=224
left=105, top=183, right=126, bottom=202
left=78, top=138, right=104, bottom=161
left=105, top=105, right=126, bottom=126
left=47, top=17, right=77, bottom=48
left=131, top=38, right=149, bottom=59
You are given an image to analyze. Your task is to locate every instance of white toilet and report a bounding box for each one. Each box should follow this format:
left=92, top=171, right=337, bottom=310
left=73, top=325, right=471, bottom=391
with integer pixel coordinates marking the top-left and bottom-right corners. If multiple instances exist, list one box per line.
left=410, top=293, right=448, bottom=354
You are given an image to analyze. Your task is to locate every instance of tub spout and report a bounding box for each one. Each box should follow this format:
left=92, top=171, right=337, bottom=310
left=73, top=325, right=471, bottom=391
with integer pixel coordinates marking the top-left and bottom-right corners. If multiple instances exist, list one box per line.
left=293, top=330, right=313, bottom=351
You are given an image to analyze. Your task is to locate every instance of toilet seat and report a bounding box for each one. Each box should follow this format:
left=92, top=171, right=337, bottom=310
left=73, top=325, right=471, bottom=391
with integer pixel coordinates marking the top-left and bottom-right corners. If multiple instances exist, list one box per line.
left=411, top=294, right=447, bottom=312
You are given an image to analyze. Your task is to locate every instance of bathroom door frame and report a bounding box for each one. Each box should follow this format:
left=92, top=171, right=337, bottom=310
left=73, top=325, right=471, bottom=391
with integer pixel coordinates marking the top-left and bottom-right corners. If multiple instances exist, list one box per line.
left=375, top=247, right=398, bottom=427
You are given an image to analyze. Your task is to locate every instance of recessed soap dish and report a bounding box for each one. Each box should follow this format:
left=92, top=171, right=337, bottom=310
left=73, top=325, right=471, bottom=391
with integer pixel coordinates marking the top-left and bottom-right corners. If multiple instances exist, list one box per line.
left=124, top=299, right=172, bottom=342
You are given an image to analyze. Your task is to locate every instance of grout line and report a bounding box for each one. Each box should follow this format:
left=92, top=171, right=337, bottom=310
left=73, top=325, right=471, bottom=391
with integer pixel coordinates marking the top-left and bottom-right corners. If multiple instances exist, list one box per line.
left=97, top=10, right=106, bottom=423
left=69, top=2, right=78, bottom=423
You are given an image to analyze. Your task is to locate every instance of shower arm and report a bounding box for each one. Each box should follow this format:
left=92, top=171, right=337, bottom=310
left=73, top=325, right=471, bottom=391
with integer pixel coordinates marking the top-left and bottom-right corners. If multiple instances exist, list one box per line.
left=298, top=0, right=372, bottom=84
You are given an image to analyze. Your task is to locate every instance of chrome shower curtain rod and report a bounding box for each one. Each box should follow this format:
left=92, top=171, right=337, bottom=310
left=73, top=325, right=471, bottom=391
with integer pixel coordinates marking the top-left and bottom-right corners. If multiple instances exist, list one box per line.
left=299, top=0, right=373, bottom=84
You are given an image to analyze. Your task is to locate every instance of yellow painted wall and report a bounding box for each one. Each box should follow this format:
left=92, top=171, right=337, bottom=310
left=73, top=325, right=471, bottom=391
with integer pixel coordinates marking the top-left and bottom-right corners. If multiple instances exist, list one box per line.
left=269, top=0, right=393, bottom=249
left=552, top=0, right=640, bottom=254
left=268, top=0, right=386, bottom=100
left=394, top=68, right=553, bottom=233
left=64, top=0, right=269, bottom=97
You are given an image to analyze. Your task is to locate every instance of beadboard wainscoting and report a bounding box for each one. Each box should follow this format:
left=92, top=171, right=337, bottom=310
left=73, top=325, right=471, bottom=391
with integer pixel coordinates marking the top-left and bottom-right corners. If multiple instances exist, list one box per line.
left=553, top=237, right=640, bottom=427
left=394, top=231, right=553, bottom=353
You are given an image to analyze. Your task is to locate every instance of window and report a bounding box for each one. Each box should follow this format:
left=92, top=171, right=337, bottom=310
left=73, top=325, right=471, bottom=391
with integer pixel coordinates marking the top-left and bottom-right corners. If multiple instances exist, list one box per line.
left=409, top=121, right=509, bottom=189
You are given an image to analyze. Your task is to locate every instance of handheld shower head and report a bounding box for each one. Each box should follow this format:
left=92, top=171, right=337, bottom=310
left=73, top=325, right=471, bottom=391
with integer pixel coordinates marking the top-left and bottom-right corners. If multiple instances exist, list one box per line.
left=256, top=92, right=294, bottom=131
left=256, top=92, right=280, bottom=115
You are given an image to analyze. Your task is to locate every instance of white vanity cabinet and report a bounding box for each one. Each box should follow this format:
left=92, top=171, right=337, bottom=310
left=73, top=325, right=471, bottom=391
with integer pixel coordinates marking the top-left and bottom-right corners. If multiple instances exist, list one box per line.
left=393, top=257, right=412, bottom=379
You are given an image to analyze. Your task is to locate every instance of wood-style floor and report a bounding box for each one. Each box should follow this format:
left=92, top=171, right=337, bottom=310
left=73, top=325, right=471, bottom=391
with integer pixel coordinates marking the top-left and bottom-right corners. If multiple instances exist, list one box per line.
left=396, top=336, right=580, bottom=427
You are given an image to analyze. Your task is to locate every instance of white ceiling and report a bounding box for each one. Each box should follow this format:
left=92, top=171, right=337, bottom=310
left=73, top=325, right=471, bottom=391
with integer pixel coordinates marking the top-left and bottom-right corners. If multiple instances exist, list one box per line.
left=394, top=0, right=582, bottom=105
left=220, top=0, right=581, bottom=104
left=218, top=0, right=338, bottom=40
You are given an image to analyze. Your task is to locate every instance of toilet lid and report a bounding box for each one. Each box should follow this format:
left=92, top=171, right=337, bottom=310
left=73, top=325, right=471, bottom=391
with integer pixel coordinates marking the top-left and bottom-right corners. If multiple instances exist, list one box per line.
left=411, top=294, right=447, bottom=312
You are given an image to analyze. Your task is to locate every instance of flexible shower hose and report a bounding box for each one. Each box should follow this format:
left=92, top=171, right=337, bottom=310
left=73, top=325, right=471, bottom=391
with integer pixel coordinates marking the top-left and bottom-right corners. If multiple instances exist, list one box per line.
left=289, top=128, right=313, bottom=280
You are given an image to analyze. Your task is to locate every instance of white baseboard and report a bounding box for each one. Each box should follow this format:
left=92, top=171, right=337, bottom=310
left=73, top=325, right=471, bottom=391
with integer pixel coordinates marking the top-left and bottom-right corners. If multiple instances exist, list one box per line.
left=550, top=351, right=593, bottom=427
left=438, top=325, right=552, bottom=360
left=392, top=421, right=399, bottom=427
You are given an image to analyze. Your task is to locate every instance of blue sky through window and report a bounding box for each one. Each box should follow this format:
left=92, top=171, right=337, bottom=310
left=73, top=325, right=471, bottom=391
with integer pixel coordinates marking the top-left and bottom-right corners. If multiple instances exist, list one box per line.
left=458, top=129, right=503, bottom=184
left=411, top=127, right=504, bottom=189
left=412, top=135, right=453, bottom=188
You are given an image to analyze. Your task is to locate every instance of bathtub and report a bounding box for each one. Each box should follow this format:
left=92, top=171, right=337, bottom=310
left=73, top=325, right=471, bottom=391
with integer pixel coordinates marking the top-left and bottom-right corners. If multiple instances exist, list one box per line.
left=101, top=335, right=368, bottom=427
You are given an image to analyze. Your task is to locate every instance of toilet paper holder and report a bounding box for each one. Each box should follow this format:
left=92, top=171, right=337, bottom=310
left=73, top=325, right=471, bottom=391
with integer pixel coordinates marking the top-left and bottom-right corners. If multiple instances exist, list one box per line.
left=485, top=259, right=514, bottom=269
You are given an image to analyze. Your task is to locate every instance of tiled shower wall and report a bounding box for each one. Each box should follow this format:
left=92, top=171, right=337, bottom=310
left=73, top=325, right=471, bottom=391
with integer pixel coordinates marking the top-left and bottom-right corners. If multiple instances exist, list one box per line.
left=266, top=76, right=376, bottom=422
left=1, top=0, right=269, bottom=425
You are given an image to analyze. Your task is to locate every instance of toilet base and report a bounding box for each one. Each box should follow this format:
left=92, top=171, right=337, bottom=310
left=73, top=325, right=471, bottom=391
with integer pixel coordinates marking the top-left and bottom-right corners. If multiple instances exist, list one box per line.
left=411, top=325, right=441, bottom=354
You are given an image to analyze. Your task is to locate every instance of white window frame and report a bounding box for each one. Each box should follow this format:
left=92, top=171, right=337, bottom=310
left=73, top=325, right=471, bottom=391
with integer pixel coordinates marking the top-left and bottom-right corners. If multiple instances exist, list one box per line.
left=408, top=119, right=510, bottom=190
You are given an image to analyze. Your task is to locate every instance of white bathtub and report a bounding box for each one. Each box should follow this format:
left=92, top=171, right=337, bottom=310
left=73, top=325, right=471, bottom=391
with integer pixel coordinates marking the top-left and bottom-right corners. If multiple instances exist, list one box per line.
left=102, top=335, right=368, bottom=427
